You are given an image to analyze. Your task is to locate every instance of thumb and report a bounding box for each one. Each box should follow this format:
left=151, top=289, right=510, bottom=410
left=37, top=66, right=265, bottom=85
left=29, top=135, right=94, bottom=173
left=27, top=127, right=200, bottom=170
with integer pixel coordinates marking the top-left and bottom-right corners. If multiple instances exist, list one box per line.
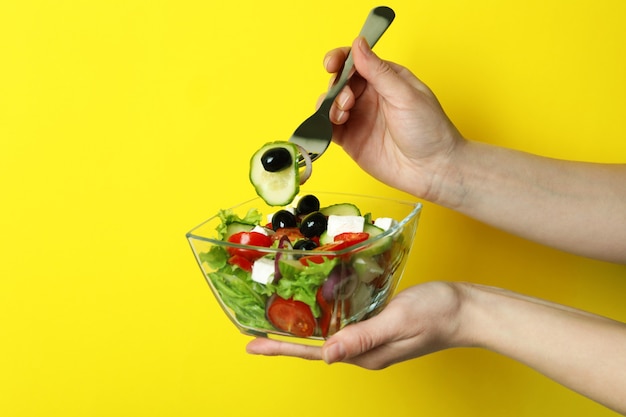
left=351, top=36, right=406, bottom=100
left=321, top=316, right=389, bottom=364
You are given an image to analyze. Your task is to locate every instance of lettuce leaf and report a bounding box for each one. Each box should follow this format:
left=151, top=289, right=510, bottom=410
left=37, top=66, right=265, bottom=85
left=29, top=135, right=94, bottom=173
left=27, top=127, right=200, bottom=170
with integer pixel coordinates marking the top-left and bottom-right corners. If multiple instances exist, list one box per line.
left=200, top=206, right=337, bottom=328
left=275, top=257, right=338, bottom=317
left=199, top=246, right=228, bottom=270
left=215, top=208, right=263, bottom=239
left=208, top=265, right=272, bottom=329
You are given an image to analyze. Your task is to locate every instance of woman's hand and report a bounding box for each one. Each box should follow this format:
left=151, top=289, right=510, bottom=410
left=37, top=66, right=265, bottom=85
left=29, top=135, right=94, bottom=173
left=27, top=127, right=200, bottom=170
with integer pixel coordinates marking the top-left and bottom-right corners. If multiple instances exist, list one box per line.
left=323, top=37, right=464, bottom=202
left=247, top=281, right=467, bottom=369
left=247, top=281, right=626, bottom=414
left=326, top=38, right=626, bottom=262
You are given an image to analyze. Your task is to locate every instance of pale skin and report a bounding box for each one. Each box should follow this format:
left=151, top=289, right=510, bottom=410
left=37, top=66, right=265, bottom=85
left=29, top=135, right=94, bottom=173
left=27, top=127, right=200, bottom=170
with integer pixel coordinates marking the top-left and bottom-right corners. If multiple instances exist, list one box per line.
left=246, top=37, right=626, bottom=414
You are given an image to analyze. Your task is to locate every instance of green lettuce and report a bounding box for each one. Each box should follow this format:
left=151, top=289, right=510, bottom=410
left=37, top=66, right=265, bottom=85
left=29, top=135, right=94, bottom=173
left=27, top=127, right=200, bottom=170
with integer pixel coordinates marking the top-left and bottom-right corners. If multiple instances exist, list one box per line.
left=208, top=265, right=272, bottom=329
left=200, top=206, right=338, bottom=328
left=275, top=257, right=338, bottom=317
left=215, top=208, right=263, bottom=239
left=199, top=208, right=273, bottom=329
left=199, top=246, right=228, bottom=270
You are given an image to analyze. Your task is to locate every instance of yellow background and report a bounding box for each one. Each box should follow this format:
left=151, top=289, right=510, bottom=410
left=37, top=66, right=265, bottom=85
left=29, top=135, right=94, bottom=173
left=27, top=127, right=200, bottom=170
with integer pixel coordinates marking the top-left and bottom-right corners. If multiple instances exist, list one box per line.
left=1, top=1, right=625, bottom=416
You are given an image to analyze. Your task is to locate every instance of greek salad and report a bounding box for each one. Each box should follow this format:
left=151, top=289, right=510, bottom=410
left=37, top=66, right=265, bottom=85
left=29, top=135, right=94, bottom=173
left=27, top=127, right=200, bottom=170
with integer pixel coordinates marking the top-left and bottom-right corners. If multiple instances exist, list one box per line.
left=199, top=194, right=401, bottom=338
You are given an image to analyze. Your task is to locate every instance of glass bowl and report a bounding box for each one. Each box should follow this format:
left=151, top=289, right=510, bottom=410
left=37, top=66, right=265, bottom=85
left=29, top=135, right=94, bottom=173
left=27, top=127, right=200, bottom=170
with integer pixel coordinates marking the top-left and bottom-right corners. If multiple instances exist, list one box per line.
left=186, top=191, right=422, bottom=341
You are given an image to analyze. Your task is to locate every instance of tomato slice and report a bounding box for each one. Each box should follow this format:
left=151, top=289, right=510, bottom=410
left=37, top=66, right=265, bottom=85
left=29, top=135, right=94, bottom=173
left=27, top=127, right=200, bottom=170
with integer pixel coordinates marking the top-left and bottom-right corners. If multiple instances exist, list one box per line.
left=299, top=255, right=325, bottom=266
left=298, top=241, right=352, bottom=266
left=334, top=232, right=369, bottom=246
left=266, top=296, right=316, bottom=337
left=227, top=231, right=272, bottom=261
left=316, top=287, right=352, bottom=338
left=317, top=241, right=350, bottom=251
left=331, top=298, right=350, bottom=336
left=227, top=254, right=253, bottom=272
left=316, top=287, right=332, bottom=337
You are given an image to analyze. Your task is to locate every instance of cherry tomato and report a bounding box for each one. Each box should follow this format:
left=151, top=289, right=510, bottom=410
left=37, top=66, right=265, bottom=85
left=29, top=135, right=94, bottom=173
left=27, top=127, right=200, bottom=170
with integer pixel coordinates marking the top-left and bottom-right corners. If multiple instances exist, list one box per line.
left=334, top=232, right=370, bottom=246
left=227, top=255, right=253, bottom=272
left=266, top=296, right=316, bottom=337
left=226, top=231, right=272, bottom=261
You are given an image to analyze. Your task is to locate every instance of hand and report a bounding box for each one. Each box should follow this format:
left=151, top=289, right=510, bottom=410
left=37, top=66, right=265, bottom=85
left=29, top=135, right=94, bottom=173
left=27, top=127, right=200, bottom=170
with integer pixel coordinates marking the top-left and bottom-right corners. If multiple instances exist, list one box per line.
left=246, top=281, right=466, bottom=369
left=325, top=39, right=626, bottom=262
left=324, top=37, right=464, bottom=201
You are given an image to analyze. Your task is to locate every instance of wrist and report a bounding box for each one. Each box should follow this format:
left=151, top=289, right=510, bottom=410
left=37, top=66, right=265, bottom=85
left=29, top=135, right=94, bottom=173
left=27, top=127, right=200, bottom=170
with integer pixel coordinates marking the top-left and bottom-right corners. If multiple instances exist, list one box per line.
left=445, top=282, right=481, bottom=349
left=413, top=134, right=469, bottom=207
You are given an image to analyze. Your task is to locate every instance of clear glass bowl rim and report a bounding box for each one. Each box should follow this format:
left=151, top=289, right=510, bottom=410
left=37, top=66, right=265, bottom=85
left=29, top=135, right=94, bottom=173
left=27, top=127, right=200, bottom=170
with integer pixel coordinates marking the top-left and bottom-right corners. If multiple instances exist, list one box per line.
left=186, top=191, right=422, bottom=256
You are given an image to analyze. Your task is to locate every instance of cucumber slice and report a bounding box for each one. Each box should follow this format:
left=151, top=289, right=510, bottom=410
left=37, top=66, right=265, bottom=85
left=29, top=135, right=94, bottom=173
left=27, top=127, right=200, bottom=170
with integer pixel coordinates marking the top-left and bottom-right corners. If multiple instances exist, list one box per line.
left=224, top=222, right=255, bottom=240
left=319, top=230, right=332, bottom=245
left=358, top=223, right=392, bottom=257
left=320, top=203, right=361, bottom=217
left=352, top=256, right=384, bottom=283
left=249, top=141, right=299, bottom=206
left=363, top=223, right=384, bottom=237
left=278, top=258, right=305, bottom=277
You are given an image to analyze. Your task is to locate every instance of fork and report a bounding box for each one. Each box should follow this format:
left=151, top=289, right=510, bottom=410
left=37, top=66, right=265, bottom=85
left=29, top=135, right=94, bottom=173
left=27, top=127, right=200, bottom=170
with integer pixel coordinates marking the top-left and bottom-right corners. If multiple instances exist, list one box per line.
left=288, top=6, right=395, bottom=166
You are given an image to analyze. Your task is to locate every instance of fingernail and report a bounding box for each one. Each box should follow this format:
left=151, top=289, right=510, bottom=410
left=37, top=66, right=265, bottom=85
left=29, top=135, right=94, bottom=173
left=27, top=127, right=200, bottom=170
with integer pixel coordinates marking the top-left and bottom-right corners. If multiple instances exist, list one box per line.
left=330, top=108, right=347, bottom=125
left=337, top=90, right=350, bottom=110
left=323, top=54, right=332, bottom=70
left=322, top=342, right=346, bottom=364
left=357, top=36, right=372, bottom=55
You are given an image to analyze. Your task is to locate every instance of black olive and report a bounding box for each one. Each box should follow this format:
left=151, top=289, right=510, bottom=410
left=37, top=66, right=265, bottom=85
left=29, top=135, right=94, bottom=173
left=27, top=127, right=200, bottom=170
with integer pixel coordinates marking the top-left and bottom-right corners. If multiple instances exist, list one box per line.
left=299, top=211, right=327, bottom=238
left=293, top=239, right=318, bottom=251
left=261, top=147, right=293, bottom=172
left=271, top=210, right=297, bottom=230
left=296, top=194, right=320, bottom=215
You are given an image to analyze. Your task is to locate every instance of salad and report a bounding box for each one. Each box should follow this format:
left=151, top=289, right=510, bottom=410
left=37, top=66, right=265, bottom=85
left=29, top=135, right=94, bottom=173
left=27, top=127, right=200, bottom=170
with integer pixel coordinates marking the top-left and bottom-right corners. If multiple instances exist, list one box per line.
left=199, top=193, right=404, bottom=338
left=249, top=141, right=313, bottom=206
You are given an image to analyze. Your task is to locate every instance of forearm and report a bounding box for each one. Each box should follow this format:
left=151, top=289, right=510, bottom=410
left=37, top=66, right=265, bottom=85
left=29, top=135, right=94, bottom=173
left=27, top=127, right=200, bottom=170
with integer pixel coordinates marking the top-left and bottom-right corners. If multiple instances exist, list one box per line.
left=428, top=140, right=626, bottom=263
left=458, top=282, right=626, bottom=414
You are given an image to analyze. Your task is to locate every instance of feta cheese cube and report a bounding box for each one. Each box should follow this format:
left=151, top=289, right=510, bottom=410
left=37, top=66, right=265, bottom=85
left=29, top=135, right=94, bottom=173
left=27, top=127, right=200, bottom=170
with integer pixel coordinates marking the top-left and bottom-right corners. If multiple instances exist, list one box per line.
left=251, top=257, right=275, bottom=285
left=374, top=217, right=396, bottom=231
left=327, top=215, right=365, bottom=239
left=251, top=225, right=269, bottom=236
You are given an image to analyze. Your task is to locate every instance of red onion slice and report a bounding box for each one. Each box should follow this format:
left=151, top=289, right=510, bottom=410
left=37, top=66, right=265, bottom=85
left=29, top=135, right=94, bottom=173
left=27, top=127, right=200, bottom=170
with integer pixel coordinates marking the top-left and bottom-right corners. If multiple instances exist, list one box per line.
left=273, top=235, right=293, bottom=283
left=321, top=265, right=358, bottom=301
left=295, top=144, right=313, bottom=185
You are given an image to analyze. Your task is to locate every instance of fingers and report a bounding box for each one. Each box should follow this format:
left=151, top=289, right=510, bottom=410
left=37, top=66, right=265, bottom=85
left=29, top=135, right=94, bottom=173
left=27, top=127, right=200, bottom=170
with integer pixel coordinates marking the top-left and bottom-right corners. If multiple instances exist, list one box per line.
left=246, top=337, right=323, bottom=361
left=321, top=313, right=392, bottom=366
left=323, top=47, right=351, bottom=73
left=246, top=316, right=395, bottom=369
left=317, top=85, right=355, bottom=125
left=323, top=38, right=425, bottom=101
left=322, top=46, right=358, bottom=125
left=351, top=37, right=412, bottom=101
left=322, top=39, right=408, bottom=126
left=330, top=86, right=355, bottom=124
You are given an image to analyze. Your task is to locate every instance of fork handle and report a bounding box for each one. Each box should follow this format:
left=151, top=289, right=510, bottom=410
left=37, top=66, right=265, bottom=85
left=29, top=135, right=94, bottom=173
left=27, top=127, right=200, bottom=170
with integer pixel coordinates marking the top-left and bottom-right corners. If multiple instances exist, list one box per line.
left=319, top=6, right=396, bottom=114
